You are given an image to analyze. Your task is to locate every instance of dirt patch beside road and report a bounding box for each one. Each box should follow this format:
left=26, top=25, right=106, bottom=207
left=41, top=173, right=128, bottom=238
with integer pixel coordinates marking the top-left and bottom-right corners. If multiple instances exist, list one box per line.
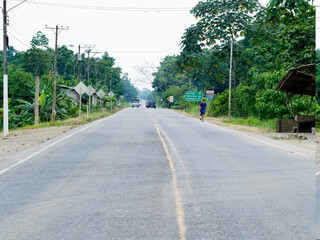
left=0, top=126, right=74, bottom=162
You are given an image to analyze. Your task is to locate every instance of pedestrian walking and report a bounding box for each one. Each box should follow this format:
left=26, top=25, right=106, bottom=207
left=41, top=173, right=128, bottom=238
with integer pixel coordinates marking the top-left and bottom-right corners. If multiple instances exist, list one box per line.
left=199, top=99, right=207, bottom=122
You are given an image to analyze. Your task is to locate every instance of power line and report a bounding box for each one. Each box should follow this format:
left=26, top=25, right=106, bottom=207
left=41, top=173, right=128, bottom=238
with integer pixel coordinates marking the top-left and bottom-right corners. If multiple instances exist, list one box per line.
left=7, top=31, right=30, bottom=48
left=95, top=49, right=179, bottom=54
left=28, top=0, right=58, bottom=25
left=20, top=1, right=192, bottom=12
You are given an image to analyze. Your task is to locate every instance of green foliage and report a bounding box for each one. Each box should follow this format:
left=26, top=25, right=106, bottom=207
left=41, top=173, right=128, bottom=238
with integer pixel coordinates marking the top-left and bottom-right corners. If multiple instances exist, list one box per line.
left=21, top=47, right=53, bottom=75
left=317, top=50, right=320, bottom=105
left=162, top=85, right=188, bottom=108
left=0, top=32, right=137, bottom=131
left=266, top=0, right=314, bottom=24
left=122, top=73, right=138, bottom=102
left=223, top=117, right=276, bottom=131
left=212, top=90, right=231, bottom=116
left=30, top=31, right=49, bottom=48
left=189, top=0, right=261, bottom=44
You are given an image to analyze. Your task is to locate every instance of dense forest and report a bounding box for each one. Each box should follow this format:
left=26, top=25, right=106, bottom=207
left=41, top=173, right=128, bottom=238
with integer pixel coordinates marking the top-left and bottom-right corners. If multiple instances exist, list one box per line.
left=0, top=32, right=138, bottom=129
left=151, top=0, right=318, bottom=122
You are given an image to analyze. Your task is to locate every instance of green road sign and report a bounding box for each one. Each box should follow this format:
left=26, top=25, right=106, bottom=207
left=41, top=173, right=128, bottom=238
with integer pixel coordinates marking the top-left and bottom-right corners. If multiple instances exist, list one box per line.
left=185, top=92, right=203, bottom=101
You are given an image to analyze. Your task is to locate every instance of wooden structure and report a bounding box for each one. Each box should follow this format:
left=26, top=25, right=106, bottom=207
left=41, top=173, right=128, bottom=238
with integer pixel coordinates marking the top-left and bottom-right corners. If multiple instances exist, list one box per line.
left=274, top=64, right=316, bottom=133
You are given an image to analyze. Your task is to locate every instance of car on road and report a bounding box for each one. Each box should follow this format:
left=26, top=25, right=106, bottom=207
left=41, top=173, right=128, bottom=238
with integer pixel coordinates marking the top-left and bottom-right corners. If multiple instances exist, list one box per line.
left=132, top=100, right=140, bottom=108
left=146, top=101, right=156, bottom=109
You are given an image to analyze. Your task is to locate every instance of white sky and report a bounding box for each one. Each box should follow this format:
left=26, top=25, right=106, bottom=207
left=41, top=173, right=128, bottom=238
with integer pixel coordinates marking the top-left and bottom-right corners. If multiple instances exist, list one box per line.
left=3, top=0, right=294, bottom=90
left=317, top=0, right=320, bottom=50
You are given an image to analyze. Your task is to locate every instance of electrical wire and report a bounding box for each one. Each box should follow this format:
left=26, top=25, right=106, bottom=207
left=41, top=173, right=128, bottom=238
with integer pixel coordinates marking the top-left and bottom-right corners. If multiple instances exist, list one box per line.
left=28, top=0, right=58, bottom=25
left=95, top=49, right=179, bottom=54
left=7, top=31, right=30, bottom=48
left=21, top=1, right=192, bottom=12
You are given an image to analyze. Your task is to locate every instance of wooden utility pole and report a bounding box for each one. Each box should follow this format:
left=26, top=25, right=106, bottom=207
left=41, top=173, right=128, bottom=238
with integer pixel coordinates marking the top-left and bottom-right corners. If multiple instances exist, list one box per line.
left=189, top=78, right=191, bottom=112
left=34, top=74, right=40, bottom=125
left=228, top=36, right=233, bottom=122
left=110, top=78, right=112, bottom=112
left=45, top=25, right=69, bottom=122
left=77, top=44, right=94, bottom=82
left=77, top=45, right=81, bottom=81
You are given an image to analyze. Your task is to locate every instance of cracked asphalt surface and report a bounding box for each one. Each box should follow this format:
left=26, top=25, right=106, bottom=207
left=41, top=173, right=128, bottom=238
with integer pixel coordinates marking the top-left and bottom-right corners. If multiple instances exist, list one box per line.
left=0, top=108, right=315, bottom=239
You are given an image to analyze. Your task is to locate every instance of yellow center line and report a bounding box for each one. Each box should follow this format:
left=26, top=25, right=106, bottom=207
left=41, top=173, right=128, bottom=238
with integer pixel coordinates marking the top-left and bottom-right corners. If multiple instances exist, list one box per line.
left=148, top=112, right=186, bottom=240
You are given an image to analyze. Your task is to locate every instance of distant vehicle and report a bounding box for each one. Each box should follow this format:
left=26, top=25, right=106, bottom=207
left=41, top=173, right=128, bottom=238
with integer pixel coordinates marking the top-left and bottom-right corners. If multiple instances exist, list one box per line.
left=132, top=100, right=140, bottom=108
left=146, top=101, right=156, bottom=109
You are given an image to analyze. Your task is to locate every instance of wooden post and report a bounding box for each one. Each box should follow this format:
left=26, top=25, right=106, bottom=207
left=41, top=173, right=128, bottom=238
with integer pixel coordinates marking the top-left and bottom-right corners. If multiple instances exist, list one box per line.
left=34, top=74, right=40, bottom=125
left=306, top=95, right=314, bottom=116
left=79, top=87, right=82, bottom=120
left=228, top=36, right=233, bottom=122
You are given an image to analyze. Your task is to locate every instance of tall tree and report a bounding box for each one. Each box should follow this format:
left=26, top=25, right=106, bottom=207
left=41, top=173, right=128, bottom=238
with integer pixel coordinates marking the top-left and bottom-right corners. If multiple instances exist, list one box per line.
left=30, top=31, right=49, bottom=48
left=184, top=0, right=262, bottom=119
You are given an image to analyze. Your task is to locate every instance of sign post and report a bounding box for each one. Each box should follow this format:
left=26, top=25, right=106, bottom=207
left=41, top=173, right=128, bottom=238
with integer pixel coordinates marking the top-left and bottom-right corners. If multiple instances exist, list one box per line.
left=74, top=82, right=88, bottom=120
left=167, top=96, right=174, bottom=108
left=206, top=90, right=214, bottom=117
left=97, top=89, right=106, bottom=112
left=87, top=85, right=96, bottom=116
left=108, top=91, right=114, bottom=111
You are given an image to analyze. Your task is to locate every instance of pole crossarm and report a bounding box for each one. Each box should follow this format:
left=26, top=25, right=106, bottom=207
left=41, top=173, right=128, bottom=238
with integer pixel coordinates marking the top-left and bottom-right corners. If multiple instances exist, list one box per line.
left=45, top=25, right=69, bottom=34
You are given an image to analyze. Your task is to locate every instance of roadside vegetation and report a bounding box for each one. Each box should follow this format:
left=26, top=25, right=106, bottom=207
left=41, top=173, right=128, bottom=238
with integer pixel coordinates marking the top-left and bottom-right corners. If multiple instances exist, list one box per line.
left=0, top=32, right=139, bottom=132
left=151, top=0, right=318, bottom=128
left=17, top=107, right=123, bottom=131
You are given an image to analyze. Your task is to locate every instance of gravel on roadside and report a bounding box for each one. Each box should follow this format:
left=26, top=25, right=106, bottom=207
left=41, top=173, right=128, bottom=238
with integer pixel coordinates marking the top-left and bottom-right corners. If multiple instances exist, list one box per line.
left=0, top=126, right=74, bottom=162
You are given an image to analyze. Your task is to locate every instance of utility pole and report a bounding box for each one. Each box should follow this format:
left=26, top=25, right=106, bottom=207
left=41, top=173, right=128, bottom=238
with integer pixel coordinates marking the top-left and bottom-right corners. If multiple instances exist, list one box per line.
left=77, top=45, right=81, bottom=82
left=34, top=74, right=40, bottom=125
left=3, top=0, right=8, bottom=137
left=87, top=49, right=91, bottom=86
left=45, top=25, right=69, bottom=122
left=84, top=46, right=98, bottom=116
left=2, top=0, right=27, bottom=137
left=189, top=78, right=191, bottom=112
left=105, top=69, right=107, bottom=86
left=77, top=44, right=94, bottom=83
left=228, top=36, right=233, bottom=122
left=110, top=78, right=112, bottom=112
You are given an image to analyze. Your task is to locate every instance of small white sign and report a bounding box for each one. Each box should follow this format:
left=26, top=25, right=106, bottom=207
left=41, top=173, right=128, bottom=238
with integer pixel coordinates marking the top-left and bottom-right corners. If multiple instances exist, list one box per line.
left=170, top=96, right=174, bottom=102
left=206, top=90, right=215, bottom=95
left=97, top=89, right=105, bottom=98
left=74, top=82, right=88, bottom=95
left=77, top=53, right=82, bottom=61
left=87, top=85, right=96, bottom=97
left=108, top=91, right=115, bottom=98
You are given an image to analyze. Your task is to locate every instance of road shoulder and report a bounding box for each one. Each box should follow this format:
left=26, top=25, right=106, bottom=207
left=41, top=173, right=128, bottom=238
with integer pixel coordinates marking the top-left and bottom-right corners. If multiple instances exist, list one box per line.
left=171, top=109, right=317, bottom=153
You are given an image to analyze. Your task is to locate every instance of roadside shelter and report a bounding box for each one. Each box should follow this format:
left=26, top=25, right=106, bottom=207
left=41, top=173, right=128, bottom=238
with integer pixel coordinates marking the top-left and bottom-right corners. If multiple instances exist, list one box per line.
left=273, top=64, right=316, bottom=133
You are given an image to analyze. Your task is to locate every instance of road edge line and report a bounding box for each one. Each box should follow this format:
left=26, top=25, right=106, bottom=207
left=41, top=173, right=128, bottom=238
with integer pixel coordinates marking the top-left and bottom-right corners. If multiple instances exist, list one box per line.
left=0, top=109, right=126, bottom=175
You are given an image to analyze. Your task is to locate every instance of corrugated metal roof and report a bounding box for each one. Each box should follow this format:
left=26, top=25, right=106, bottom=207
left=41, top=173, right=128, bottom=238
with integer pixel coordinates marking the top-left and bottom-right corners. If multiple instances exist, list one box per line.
left=274, top=64, right=315, bottom=96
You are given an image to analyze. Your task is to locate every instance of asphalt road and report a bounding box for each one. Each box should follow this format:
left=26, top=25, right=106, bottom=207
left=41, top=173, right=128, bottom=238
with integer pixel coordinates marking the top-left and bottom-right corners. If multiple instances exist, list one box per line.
left=0, top=107, right=315, bottom=240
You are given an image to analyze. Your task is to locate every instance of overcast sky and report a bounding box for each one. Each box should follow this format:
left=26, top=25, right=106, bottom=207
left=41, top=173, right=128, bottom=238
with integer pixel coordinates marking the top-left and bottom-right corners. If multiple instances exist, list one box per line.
left=4, top=0, right=314, bottom=90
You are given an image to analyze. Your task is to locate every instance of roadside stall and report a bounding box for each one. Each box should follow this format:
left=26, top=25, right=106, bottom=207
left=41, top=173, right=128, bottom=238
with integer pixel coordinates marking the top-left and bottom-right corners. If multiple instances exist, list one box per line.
left=273, top=64, right=316, bottom=133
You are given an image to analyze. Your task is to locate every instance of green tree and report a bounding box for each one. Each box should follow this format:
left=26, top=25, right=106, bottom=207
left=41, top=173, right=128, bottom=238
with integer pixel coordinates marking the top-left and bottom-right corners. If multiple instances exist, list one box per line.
left=183, top=0, right=262, bottom=118
left=30, top=31, right=49, bottom=48
left=122, top=73, right=138, bottom=102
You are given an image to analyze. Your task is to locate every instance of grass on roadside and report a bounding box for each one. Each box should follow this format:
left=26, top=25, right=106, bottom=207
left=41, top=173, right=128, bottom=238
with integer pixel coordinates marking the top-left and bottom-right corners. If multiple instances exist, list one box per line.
left=176, top=106, right=276, bottom=132
left=221, top=117, right=276, bottom=132
left=6, top=108, right=123, bottom=131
